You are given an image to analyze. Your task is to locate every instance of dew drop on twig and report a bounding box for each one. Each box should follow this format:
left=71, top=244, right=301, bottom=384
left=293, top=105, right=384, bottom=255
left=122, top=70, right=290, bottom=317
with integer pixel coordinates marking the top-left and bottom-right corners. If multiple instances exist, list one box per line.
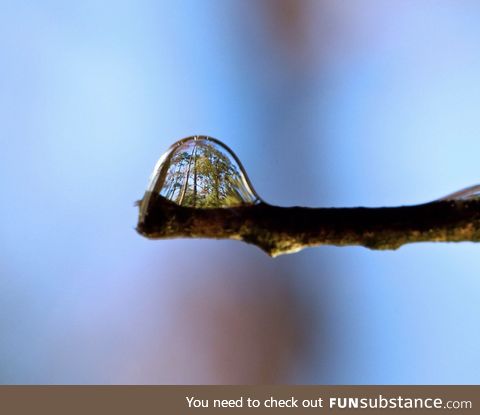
left=143, top=136, right=261, bottom=209
left=437, top=184, right=480, bottom=201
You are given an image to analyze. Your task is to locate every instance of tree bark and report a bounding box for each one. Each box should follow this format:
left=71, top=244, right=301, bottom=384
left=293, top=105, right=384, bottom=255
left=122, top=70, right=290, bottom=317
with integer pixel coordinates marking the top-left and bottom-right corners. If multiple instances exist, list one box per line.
left=137, top=192, right=480, bottom=257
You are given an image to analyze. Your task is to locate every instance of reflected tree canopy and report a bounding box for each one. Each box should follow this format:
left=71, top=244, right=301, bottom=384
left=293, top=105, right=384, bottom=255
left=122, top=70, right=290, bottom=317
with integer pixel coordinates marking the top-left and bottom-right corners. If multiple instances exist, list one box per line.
left=152, top=137, right=259, bottom=208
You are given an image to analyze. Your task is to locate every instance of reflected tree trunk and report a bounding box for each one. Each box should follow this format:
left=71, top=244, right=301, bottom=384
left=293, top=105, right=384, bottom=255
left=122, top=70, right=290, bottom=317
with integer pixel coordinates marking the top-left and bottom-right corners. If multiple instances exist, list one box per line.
left=178, top=145, right=196, bottom=205
left=193, top=147, right=198, bottom=207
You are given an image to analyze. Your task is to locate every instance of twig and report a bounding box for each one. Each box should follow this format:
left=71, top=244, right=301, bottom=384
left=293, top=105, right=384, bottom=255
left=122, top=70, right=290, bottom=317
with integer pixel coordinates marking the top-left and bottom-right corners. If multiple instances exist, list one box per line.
left=136, top=192, right=480, bottom=257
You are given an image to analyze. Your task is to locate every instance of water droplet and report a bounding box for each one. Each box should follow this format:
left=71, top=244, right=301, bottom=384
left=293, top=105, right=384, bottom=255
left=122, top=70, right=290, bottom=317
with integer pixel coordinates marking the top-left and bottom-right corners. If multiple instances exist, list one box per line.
left=143, top=136, right=261, bottom=208
left=437, top=184, right=480, bottom=201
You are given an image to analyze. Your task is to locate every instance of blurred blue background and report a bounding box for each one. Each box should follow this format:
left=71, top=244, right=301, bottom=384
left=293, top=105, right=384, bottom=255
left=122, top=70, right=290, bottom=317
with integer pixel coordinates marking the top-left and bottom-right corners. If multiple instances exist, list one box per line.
left=1, top=0, right=480, bottom=384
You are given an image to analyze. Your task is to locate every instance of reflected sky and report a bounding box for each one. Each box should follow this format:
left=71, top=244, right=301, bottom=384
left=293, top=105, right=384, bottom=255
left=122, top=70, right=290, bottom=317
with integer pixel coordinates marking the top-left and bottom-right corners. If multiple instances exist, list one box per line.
left=1, top=1, right=480, bottom=384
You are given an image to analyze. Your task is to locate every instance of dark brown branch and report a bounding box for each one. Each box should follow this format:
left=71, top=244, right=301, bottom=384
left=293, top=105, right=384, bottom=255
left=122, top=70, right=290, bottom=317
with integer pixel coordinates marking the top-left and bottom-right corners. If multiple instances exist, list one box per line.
left=136, top=192, right=480, bottom=257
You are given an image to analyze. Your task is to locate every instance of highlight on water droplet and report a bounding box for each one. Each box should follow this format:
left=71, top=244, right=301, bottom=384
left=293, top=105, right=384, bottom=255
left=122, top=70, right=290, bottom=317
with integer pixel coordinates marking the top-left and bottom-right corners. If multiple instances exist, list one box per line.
left=437, top=184, right=480, bottom=201
left=143, top=136, right=261, bottom=209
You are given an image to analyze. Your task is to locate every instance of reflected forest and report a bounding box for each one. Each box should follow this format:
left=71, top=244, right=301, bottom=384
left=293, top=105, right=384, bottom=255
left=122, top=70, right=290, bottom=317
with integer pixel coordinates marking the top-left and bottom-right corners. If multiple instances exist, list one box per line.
left=158, top=139, right=258, bottom=208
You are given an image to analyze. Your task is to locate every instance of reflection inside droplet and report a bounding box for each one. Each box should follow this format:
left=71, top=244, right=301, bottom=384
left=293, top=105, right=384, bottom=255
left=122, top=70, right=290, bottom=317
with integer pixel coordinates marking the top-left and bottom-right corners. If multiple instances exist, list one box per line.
left=437, top=184, right=480, bottom=201
left=145, top=136, right=261, bottom=208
